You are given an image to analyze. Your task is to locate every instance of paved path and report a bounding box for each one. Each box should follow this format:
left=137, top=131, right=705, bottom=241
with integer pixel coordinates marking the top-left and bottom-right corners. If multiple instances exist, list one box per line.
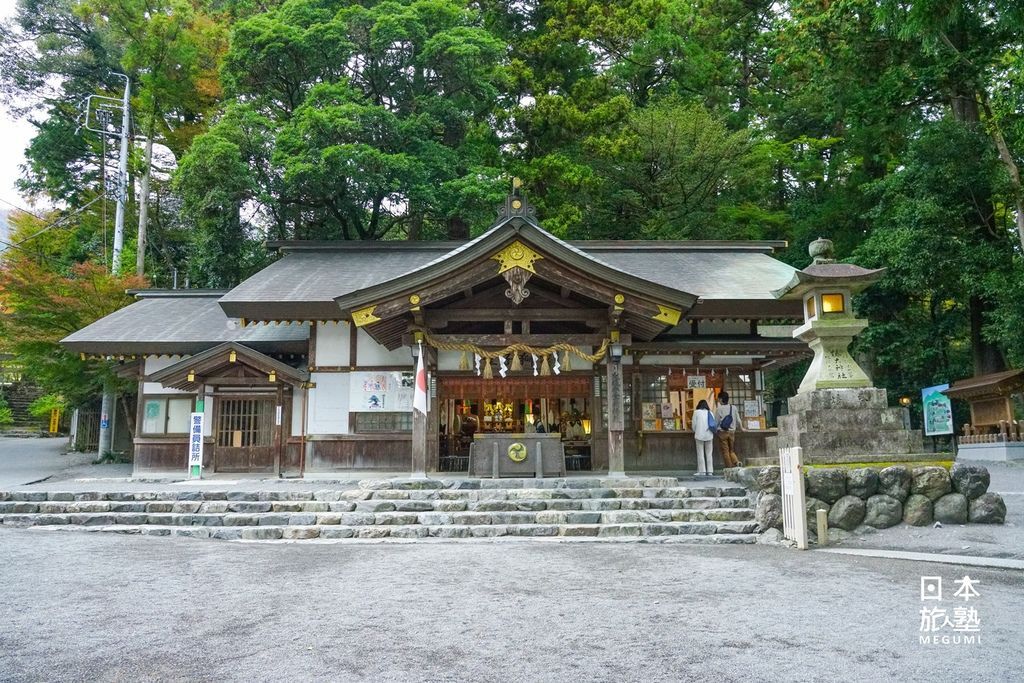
left=0, top=437, right=93, bottom=488
left=1, top=529, right=1020, bottom=682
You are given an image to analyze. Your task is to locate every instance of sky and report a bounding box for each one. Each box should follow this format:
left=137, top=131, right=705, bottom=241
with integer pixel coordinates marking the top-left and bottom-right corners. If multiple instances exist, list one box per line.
left=0, top=1, right=36, bottom=214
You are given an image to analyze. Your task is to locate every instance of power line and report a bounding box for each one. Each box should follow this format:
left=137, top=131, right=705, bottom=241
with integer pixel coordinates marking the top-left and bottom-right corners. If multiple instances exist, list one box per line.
left=0, top=196, right=44, bottom=220
left=10, top=195, right=103, bottom=247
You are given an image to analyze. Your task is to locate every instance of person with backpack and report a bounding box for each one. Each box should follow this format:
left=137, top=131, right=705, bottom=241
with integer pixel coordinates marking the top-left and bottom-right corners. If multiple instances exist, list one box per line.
left=715, top=391, right=741, bottom=468
left=692, top=399, right=716, bottom=477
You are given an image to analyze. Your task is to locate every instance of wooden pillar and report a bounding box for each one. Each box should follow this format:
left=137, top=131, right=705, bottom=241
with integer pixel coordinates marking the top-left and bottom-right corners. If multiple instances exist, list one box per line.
left=426, top=348, right=439, bottom=473
left=411, top=349, right=428, bottom=477
left=607, top=356, right=626, bottom=477
left=412, top=408, right=427, bottom=477
left=273, top=385, right=284, bottom=477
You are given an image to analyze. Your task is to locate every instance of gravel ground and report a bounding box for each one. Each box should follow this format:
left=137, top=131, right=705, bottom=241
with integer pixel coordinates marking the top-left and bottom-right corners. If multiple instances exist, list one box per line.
left=1, top=529, right=1022, bottom=682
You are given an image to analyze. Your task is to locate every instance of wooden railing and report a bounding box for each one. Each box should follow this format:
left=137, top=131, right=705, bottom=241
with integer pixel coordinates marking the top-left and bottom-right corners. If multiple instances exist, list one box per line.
left=959, top=420, right=1023, bottom=445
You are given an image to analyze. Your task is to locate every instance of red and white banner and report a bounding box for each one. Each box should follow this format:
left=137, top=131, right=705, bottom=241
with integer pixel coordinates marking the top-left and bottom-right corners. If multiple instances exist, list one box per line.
left=413, top=343, right=427, bottom=415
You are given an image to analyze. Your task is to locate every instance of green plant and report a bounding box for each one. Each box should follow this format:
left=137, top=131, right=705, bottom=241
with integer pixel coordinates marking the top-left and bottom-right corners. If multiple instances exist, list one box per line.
left=27, top=394, right=68, bottom=419
left=0, top=396, right=13, bottom=428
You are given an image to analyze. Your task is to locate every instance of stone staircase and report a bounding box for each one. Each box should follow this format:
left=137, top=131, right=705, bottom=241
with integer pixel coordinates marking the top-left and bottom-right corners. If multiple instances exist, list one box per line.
left=0, top=478, right=758, bottom=543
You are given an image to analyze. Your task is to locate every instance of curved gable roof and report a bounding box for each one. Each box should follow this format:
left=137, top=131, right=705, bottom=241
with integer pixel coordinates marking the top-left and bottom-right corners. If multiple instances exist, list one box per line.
left=333, top=196, right=698, bottom=316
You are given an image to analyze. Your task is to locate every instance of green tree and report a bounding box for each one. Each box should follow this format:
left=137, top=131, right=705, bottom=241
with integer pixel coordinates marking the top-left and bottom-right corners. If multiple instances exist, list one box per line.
left=855, top=119, right=1013, bottom=392
left=583, top=100, right=781, bottom=239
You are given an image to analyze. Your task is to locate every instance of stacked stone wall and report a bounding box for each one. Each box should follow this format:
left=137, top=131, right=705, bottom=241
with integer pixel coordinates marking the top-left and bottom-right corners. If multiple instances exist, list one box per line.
left=728, top=463, right=1006, bottom=539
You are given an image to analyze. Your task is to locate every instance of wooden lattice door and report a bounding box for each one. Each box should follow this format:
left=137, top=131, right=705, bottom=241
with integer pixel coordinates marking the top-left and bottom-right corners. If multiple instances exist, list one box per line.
left=213, top=396, right=276, bottom=472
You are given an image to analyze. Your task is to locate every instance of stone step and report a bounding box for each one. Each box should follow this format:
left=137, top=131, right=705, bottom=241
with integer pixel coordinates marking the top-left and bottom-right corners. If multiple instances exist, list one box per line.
left=0, top=497, right=751, bottom=516
left=0, top=486, right=747, bottom=503
left=33, top=523, right=759, bottom=543
left=0, top=509, right=755, bottom=529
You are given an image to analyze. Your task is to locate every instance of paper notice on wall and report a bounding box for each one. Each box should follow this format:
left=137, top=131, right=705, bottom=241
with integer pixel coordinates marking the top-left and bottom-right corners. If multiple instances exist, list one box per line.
left=351, top=371, right=416, bottom=412
left=745, top=419, right=761, bottom=430
left=362, top=375, right=389, bottom=393
left=743, top=400, right=760, bottom=417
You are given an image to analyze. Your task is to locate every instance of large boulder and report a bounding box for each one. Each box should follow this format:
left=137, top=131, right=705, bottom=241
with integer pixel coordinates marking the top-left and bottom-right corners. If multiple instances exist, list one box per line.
left=807, top=468, right=847, bottom=504
left=933, top=493, right=968, bottom=524
left=729, top=467, right=759, bottom=491
left=878, top=465, right=912, bottom=502
left=828, top=495, right=866, bottom=531
left=805, top=497, right=830, bottom=531
left=756, top=528, right=785, bottom=545
left=968, top=493, right=1006, bottom=524
left=755, top=493, right=783, bottom=531
left=903, top=494, right=933, bottom=526
left=911, top=466, right=952, bottom=501
left=847, top=468, right=879, bottom=499
left=950, top=463, right=990, bottom=500
left=864, top=494, right=902, bottom=529
left=755, top=467, right=782, bottom=495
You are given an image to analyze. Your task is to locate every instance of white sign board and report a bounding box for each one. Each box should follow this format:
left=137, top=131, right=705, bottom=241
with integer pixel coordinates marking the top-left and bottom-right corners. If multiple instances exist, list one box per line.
left=686, top=375, right=707, bottom=389
left=188, top=412, right=204, bottom=477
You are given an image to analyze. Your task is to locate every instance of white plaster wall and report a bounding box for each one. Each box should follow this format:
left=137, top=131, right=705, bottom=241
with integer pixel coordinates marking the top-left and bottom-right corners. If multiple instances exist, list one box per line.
left=315, top=322, right=350, bottom=367
left=438, top=350, right=464, bottom=371
left=142, top=356, right=190, bottom=395
left=699, top=355, right=758, bottom=365
left=566, top=347, right=593, bottom=371
left=439, top=349, right=594, bottom=372
left=291, top=390, right=303, bottom=437
left=638, top=354, right=694, bottom=365
left=699, top=320, right=751, bottom=335
left=356, top=329, right=412, bottom=366
left=202, top=390, right=213, bottom=437
left=306, top=372, right=350, bottom=435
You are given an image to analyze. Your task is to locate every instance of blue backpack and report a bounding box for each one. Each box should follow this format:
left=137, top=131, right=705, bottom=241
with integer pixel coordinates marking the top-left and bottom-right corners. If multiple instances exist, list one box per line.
left=707, top=411, right=717, bottom=433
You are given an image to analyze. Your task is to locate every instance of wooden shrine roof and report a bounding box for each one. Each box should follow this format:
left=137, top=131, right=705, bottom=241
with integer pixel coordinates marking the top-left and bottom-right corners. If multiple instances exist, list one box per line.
left=219, top=239, right=799, bottom=322
left=61, top=290, right=309, bottom=355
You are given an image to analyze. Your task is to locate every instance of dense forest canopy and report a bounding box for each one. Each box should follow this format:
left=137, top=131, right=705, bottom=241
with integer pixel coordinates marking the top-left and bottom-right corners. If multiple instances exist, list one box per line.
left=1, top=0, right=1023, bottom=407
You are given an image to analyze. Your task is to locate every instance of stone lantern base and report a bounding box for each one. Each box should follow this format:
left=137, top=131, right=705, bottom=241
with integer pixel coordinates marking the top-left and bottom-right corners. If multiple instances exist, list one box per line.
left=766, top=388, right=927, bottom=465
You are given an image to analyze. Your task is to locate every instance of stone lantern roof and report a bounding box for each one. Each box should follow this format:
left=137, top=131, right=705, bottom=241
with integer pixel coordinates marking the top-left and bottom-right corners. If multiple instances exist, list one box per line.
left=772, top=237, right=886, bottom=299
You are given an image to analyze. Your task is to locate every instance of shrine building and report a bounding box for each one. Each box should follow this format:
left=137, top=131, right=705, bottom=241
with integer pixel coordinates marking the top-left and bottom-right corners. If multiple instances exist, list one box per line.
left=62, top=193, right=819, bottom=477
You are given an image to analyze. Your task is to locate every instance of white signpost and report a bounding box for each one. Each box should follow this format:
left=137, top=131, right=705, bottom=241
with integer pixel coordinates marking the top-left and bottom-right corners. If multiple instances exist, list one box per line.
left=779, top=446, right=808, bottom=549
left=188, top=411, right=204, bottom=479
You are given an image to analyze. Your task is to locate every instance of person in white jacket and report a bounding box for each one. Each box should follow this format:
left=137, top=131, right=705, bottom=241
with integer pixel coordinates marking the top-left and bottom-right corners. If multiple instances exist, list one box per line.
left=692, top=399, right=715, bottom=476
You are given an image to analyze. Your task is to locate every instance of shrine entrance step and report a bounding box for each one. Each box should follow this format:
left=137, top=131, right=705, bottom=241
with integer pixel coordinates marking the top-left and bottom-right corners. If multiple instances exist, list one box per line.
left=0, top=478, right=757, bottom=543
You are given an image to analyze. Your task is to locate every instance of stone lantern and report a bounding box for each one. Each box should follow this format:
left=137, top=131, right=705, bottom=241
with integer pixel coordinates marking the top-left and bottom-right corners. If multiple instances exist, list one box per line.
left=773, top=238, right=884, bottom=394
left=766, top=238, right=926, bottom=464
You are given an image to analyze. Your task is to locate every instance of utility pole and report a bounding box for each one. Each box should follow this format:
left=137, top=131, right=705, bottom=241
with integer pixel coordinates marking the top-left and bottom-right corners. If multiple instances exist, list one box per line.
left=82, top=74, right=131, bottom=456
left=111, top=73, right=130, bottom=273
